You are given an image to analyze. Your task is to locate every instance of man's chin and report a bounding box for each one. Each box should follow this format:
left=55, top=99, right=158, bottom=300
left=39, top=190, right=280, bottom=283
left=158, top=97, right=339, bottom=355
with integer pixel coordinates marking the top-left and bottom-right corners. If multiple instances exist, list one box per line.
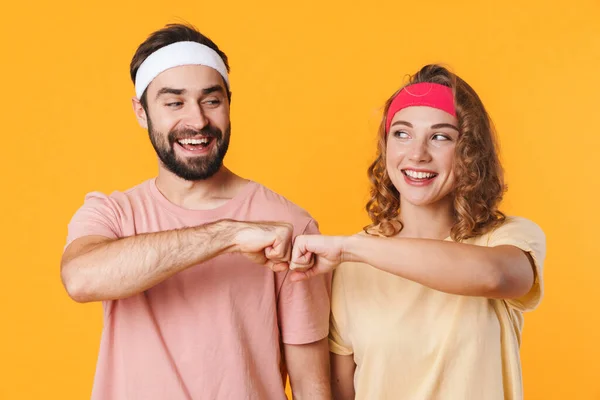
left=170, top=163, right=223, bottom=181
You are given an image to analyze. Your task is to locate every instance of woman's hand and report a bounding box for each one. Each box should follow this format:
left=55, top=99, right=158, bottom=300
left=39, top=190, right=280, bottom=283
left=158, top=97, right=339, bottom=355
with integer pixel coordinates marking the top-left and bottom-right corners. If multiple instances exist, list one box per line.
left=289, top=235, right=349, bottom=281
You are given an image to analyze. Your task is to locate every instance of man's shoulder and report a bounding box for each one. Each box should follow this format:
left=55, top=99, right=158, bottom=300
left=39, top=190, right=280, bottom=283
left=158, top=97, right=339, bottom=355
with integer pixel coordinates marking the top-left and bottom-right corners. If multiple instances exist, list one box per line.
left=80, top=179, right=153, bottom=210
left=250, top=182, right=314, bottom=221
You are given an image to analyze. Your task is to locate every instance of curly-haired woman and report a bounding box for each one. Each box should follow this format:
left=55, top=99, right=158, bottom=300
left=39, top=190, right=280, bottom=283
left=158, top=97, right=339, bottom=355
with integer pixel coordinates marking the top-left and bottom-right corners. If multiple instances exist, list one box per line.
left=289, top=64, right=546, bottom=400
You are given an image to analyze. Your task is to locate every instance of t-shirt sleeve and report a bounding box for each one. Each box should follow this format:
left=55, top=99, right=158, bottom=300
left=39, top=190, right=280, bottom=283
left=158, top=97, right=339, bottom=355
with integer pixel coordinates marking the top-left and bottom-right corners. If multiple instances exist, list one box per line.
left=328, top=265, right=353, bottom=355
left=487, top=216, right=546, bottom=312
left=66, top=192, right=123, bottom=248
left=277, top=219, right=332, bottom=345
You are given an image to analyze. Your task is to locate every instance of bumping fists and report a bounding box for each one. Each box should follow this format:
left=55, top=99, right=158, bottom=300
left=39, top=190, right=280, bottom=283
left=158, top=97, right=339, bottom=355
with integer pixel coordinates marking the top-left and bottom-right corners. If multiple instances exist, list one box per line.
left=233, top=222, right=295, bottom=273
left=233, top=221, right=346, bottom=281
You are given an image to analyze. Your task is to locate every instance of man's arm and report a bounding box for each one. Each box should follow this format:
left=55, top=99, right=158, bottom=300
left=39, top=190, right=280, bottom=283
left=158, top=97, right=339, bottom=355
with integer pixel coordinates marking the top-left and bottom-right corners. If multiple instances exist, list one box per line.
left=330, top=353, right=355, bottom=400
left=285, top=338, right=332, bottom=400
left=61, top=219, right=293, bottom=303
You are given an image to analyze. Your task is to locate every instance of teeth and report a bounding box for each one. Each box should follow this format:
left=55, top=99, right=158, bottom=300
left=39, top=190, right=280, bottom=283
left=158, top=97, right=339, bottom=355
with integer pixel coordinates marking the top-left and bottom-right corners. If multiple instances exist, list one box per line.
left=179, top=138, right=210, bottom=145
left=404, top=170, right=436, bottom=179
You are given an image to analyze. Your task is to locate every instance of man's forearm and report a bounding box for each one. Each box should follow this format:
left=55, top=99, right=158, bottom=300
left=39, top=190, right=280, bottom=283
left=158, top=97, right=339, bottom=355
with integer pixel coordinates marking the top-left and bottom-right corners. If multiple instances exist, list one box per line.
left=331, top=353, right=355, bottom=400
left=285, top=338, right=332, bottom=400
left=61, top=219, right=240, bottom=302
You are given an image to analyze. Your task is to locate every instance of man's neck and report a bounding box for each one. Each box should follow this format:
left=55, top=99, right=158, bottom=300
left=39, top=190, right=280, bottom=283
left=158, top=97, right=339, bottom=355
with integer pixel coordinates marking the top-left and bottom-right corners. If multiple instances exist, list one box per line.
left=155, top=165, right=248, bottom=210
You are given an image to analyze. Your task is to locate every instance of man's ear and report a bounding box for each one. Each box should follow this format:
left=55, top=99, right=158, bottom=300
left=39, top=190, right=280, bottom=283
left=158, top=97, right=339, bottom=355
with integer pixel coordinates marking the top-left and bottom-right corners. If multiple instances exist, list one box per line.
left=132, top=97, right=148, bottom=129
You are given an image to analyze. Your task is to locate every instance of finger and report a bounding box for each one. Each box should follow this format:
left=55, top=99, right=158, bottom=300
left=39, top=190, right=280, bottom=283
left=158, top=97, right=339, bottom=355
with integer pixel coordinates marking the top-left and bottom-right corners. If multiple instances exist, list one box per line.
left=273, top=261, right=289, bottom=272
left=289, top=251, right=314, bottom=271
left=289, top=267, right=320, bottom=282
left=265, top=236, right=290, bottom=262
left=288, top=270, right=308, bottom=282
left=280, top=241, right=292, bottom=263
left=281, top=227, right=293, bottom=261
left=289, top=262, right=328, bottom=282
left=290, top=235, right=314, bottom=270
left=291, top=236, right=308, bottom=263
left=264, top=245, right=276, bottom=259
left=266, top=260, right=289, bottom=273
left=265, top=245, right=286, bottom=263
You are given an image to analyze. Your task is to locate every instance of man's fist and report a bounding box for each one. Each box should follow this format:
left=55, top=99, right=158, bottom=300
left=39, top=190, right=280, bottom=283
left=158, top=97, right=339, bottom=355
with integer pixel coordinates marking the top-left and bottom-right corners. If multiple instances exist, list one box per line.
left=234, top=222, right=294, bottom=272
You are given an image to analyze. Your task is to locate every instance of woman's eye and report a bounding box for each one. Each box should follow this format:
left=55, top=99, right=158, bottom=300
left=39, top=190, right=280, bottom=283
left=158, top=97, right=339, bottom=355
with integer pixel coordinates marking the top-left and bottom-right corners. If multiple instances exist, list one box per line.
left=393, top=131, right=409, bottom=139
left=432, top=134, right=450, bottom=141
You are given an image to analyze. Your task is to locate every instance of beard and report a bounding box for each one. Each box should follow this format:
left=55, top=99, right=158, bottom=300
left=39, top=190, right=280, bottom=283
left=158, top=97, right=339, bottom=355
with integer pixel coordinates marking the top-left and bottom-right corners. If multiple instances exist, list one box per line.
left=147, top=118, right=231, bottom=181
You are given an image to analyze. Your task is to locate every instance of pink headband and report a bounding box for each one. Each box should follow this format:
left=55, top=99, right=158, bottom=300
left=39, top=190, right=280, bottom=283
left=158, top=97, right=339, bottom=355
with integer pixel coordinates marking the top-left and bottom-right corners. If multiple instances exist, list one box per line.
left=385, top=82, right=456, bottom=133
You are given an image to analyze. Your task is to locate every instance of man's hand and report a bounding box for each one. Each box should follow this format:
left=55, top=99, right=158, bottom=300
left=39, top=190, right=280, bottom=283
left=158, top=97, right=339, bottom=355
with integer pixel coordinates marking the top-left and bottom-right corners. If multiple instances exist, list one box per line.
left=289, top=234, right=348, bottom=281
left=233, top=222, right=294, bottom=272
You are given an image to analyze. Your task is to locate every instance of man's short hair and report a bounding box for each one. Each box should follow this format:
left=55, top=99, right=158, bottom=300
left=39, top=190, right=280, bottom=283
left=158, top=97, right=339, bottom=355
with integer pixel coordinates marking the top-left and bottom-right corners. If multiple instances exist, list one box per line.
left=130, top=23, right=231, bottom=107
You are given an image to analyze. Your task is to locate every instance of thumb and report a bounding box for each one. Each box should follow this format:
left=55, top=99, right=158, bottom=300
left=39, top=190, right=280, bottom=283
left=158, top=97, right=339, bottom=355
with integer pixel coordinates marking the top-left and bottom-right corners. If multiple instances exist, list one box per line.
left=289, top=251, right=314, bottom=271
left=290, top=236, right=314, bottom=270
left=266, top=259, right=289, bottom=273
left=289, top=266, right=321, bottom=282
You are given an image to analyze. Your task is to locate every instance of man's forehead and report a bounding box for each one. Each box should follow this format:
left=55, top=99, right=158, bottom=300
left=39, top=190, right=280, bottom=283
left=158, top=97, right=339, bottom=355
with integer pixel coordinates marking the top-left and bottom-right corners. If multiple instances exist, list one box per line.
left=149, top=65, right=226, bottom=94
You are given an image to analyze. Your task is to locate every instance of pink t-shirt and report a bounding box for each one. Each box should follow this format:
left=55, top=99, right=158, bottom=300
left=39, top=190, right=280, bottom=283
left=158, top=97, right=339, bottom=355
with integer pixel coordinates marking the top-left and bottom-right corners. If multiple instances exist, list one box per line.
left=66, top=179, right=331, bottom=400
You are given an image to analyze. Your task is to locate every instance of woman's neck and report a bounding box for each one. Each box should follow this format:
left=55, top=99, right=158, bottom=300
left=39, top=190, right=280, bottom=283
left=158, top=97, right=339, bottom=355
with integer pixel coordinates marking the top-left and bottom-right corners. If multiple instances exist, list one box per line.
left=397, top=197, right=454, bottom=240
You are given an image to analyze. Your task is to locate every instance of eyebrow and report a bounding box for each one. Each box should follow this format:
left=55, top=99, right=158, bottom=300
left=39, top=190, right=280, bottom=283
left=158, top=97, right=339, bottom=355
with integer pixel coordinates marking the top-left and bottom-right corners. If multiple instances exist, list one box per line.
left=155, top=87, right=185, bottom=99
left=201, top=85, right=225, bottom=95
left=431, top=123, right=459, bottom=132
left=390, top=120, right=459, bottom=131
left=155, top=85, right=225, bottom=99
left=390, top=120, right=413, bottom=128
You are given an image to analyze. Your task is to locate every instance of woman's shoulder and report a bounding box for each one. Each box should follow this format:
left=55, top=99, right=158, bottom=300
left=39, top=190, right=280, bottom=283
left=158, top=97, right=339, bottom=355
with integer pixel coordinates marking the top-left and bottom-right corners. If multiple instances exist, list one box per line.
left=468, top=216, right=545, bottom=247
left=491, top=216, right=544, bottom=238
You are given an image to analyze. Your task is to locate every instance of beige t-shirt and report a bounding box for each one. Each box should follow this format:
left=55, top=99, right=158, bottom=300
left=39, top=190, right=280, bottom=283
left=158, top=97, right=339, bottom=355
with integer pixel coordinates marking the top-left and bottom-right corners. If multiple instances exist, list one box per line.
left=329, top=216, right=545, bottom=400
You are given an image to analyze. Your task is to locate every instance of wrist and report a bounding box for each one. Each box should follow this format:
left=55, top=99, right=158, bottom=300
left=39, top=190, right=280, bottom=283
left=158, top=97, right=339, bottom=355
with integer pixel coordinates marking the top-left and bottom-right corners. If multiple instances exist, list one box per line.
left=340, top=235, right=361, bottom=263
left=206, top=219, right=244, bottom=255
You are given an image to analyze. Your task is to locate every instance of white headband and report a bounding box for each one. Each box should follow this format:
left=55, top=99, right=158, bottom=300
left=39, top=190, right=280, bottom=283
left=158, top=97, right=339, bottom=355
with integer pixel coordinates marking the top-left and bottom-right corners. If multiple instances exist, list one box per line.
left=134, top=41, right=229, bottom=99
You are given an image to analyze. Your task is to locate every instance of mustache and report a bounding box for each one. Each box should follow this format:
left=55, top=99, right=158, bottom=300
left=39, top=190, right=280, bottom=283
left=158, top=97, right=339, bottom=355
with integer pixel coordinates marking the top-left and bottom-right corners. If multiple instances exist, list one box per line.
left=168, top=125, right=223, bottom=143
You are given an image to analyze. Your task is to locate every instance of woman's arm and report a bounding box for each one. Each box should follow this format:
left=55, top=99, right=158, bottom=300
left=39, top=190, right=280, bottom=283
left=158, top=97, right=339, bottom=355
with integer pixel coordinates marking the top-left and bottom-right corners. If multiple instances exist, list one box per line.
left=290, top=234, right=534, bottom=298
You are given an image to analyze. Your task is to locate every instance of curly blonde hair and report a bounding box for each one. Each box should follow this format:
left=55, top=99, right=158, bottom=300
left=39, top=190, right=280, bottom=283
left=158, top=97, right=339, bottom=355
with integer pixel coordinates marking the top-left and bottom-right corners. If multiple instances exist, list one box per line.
left=365, top=64, right=506, bottom=241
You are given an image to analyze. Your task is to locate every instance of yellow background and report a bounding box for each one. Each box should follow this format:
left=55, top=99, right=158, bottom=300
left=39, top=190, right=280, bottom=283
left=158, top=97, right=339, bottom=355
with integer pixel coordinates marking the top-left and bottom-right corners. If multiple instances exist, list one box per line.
left=1, top=0, right=598, bottom=399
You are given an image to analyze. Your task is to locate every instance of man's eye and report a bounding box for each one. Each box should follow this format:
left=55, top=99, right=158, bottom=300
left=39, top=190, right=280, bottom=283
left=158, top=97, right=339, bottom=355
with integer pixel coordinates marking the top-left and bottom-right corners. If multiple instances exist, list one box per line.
left=166, top=102, right=183, bottom=107
left=203, top=99, right=221, bottom=107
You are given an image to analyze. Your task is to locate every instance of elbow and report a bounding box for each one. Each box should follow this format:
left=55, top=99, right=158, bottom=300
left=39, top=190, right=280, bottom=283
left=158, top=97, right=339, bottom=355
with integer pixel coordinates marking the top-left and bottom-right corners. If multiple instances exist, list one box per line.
left=482, top=269, right=509, bottom=298
left=480, top=246, right=535, bottom=299
left=483, top=267, right=530, bottom=299
left=61, top=263, right=97, bottom=303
